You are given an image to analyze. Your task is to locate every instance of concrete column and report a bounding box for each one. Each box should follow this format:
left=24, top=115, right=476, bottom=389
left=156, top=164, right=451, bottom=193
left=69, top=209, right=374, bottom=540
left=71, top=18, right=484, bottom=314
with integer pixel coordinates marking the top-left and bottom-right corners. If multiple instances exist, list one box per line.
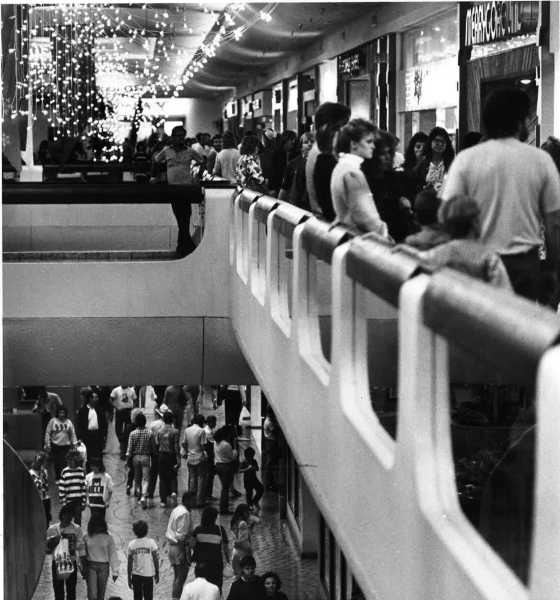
left=250, top=385, right=262, bottom=455
left=300, top=476, right=320, bottom=558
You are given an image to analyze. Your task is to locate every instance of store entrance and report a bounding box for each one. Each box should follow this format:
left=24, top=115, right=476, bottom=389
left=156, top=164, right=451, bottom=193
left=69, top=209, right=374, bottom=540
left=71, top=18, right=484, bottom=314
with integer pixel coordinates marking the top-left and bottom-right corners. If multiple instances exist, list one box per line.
left=480, top=76, right=538, bottom=145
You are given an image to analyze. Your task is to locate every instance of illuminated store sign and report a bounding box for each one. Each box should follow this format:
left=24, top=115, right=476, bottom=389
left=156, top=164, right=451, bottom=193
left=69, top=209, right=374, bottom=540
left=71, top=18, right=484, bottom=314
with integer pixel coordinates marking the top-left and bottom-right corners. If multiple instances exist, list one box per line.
left=464, top=1, right=538, bottom=48
left=338, top=49, right=366, bottom=77
left=404, top=58, right=457, bottom=111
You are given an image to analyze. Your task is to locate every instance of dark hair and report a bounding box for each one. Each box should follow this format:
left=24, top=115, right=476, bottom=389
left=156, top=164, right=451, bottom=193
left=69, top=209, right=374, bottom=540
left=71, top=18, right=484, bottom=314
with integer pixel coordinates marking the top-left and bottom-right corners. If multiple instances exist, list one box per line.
left=262, top=571, right=282, bottom=590
left=136, top=141, right=147, bottom=153
left=403, top=132, right=428, bottom=170
left=67, top=448, right=82, bottom=464
left=222, top=131, right=237, bottom=149
left=206, top=415, right=217, bottom=427
left=280, top=129, right=298, bottom=150
left=192, top=414, right=205, bottom=427
left=541, top=136, right=560, bottom=174
left=200, top=506, right=218, bottom=528
left=132, top=519, right=148, bottom=537
left=373, top=130, right=398, bottom=168
left=231, top=503, right=250, bottom=531
left=315, top=102, right=351, bottom=129
left=172, top=125, right=186, bottom=137
left=482, top=88, right=530, bottom=139
left=163, top=411, right=174, bottom=424
left=134, top=412, right=146, bottom=428
left=239, top=554, right=257, bottom=569
left=88, top=516, right=108, bottom=536
left=336, top=118, right=377, bottom=154
left=80, top=386, right=93, bottom=402
left=55, top=404, right=68, bottom=419
left=425, top=127, right=455, bottom=169
left=414, top=189, right=441, bottom=226
left=439, top=195, right=480, bottom=239
left=240, top=134, right=259, bottom=156
left=89, top=458, right=105, bottom=472
left=213, top=425, right=230, bottom=444
left=244, top=447, right=255, bottom=459
left=316, top=124, right=339, bottom=154
left=182, top=491, right=196, bottom=507
left=59, top=504, right=74, bottom=520
left=461, top=131, right=482, bottom=150
left=195, top=562, right=211, bottom=579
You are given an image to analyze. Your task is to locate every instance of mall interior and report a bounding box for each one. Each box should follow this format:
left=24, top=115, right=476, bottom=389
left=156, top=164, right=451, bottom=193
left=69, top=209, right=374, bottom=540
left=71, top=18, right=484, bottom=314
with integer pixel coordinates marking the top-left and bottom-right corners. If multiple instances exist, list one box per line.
left=3, top=2, right=560, bottom=600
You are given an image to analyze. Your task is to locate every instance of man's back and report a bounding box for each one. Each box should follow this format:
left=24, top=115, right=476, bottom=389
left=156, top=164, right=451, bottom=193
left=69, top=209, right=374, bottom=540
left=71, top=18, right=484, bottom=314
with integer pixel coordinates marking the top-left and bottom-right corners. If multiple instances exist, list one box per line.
left=180, top=576, right=220, bottom=600
left=184, top=424, right=206, bottom=464
left=442, top=138, right=560, bottom=254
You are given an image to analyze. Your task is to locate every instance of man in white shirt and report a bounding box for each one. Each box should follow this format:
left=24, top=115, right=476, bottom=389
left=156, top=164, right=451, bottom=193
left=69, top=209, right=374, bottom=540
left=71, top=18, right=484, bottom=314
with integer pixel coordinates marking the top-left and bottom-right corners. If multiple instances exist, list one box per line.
left=153, top=125, right=204, bottom=257
left=76, top=387, right=106, bottom=468
left=110, top=384, right=137, bottom=459
left=179, top=562, right=220, bottom=600
left=182, top=415, right=207, bottom=507
left=442, top=87, right=560, bottom=300
left=166, top=491, right=195, bottom=600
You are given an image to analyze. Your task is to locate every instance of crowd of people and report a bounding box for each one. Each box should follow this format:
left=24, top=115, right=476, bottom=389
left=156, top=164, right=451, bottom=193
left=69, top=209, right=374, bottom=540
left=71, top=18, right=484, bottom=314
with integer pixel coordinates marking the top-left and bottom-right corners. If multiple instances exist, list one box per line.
left=27, top=383, right=285, bottom=600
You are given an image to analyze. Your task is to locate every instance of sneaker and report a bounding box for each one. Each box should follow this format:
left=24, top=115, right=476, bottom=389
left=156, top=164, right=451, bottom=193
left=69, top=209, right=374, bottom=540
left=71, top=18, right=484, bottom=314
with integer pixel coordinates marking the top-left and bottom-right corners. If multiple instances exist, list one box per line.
left=126, top=486, right=131, bottom=496
left=140, top=497, right=147, bottom=509
left=159, top=502, right=166, bottom=508
left=170, top=492, right=177, bottom=505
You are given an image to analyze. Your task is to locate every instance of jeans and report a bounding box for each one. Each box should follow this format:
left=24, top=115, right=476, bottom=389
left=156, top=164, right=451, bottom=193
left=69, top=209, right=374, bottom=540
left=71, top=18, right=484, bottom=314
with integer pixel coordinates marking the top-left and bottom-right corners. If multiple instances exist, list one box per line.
left=215, top=462, right=235, bottom=511
left=146, top=455, right=159, bottom=498
left=89, top=507, right=106, bottom=521
left=64, top=499, right=83, bottom=526
left=132, top=454, right=151, bottom=498
left=245, top=476, right=264, bottom=507
left=115, top=409, right=132, bottom=455
left=132, top=574, right=153, bottom=600
left=82, top=431, right=104, bottom=468
left=51, top=444, right=71, bottom=480
left=86, top=561, right=109, bottom=600
left=170, top=197, right=195, bottom=257
left=187, top=461, right=207, bottom=505
left=204, top=444, right=215, bottom=498
left=52, top=559, right=77, bottom=600
left=159, top=452, right=178, bottom=503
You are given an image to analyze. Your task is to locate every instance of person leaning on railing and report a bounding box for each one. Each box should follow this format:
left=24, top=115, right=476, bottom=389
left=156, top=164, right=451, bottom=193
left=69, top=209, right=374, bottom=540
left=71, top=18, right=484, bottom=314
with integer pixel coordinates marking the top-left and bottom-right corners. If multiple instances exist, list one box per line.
left=330, top=118, right=389, bottom=238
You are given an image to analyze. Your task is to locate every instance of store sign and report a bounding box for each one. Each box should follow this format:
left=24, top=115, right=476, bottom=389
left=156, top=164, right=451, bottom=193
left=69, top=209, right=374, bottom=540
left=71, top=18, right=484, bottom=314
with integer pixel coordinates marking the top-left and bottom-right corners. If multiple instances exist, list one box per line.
left=338, top=49, right=365, bottom=77
left=404, top=58, right=457, bottom=111
left=464, top=1, right=537, bottom=48
left=252, top=98, right=262, bottom=111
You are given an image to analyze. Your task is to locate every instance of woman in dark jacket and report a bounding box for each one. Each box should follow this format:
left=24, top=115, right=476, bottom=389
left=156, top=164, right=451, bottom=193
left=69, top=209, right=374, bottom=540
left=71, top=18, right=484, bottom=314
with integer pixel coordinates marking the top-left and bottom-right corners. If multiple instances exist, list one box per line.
left=192, top=506, right=230, bottom=591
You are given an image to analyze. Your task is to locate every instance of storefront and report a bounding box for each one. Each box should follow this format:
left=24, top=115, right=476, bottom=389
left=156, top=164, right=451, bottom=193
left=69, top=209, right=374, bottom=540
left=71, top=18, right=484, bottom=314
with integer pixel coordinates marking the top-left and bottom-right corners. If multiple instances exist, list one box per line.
left=251, top=89, right=273, bottom=133
left=240, top=94, right=254, bottom=134
left=272, top=82, right=283, bottom=132
left=337, top=35, right=397, bottom=132
left=458, top=1, right=540, bottom=145
left=222, top=98, right=239, bottom=138
left=300, top=67, right=317, bottom=132
left=285, top=76, right=299, bottom=132
left=397, top=8, right=459, bottom=147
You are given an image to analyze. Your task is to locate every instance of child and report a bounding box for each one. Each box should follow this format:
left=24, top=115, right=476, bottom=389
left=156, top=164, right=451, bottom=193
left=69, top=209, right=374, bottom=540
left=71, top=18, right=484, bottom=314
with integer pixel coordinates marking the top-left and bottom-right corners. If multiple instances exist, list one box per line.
left=58, top=448, right=87, bottom=525
left=230, top=504, right=260, bottom=576
left=30, top=451, right=51, bottom=524
left=404, top=188, right=450, bottom=250
left=86, top=459, right=113, bottom=521
left=421, top=195, right=512, bottom=289
left=46, top=504, right=86, bottom=600
left=239, top=448, right=264, bottom=512
left=127, top=520, right=159, bottom=600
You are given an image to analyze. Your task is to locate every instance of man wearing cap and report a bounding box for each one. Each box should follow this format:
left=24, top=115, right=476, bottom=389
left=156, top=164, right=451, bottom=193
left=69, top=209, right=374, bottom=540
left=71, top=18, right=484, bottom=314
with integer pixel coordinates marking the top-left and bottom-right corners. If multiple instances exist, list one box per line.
left=76, top=387, right=107, bottom=469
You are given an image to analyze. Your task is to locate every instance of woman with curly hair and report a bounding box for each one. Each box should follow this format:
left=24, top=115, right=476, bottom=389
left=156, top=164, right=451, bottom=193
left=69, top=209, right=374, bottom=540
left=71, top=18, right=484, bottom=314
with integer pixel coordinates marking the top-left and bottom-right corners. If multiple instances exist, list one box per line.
left=236, top=134, right=268, bottom=193
left=415, top=126, right=455, bottom=192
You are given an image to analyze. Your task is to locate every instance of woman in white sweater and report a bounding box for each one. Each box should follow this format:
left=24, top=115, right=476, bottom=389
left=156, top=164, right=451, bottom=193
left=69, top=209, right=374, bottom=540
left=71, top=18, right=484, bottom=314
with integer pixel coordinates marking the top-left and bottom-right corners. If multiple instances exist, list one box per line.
left=330, top=118, right=388, bottom=237
left=44, top=404, right=78, bottom=480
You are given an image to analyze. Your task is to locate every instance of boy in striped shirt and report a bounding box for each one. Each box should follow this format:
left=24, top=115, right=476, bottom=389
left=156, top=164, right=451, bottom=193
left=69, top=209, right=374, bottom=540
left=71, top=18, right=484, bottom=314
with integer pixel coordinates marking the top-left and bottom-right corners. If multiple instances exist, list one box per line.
left=58, top=448, right=86, bottom=525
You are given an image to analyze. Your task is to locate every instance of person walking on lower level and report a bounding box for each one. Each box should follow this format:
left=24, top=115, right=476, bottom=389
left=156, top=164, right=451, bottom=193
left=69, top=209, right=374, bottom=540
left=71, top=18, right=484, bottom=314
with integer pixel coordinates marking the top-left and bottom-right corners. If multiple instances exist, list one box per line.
left=85, top=516, right=120, bottom=600
left=58, top=449, right=86, bottom=525
left=85, top=459, right=113, bottom=521
left=183, top=414, right=207, bottom=507
left=214, top=425, right=237, bottom=515
left=45, top=404, right=77, bottom=480
left=192, top=506, right=230, bottom=591
left=166, top=491, right=195, bottom=600
left=127, top=520, right=159, bottom=600
left=126, top=412, right=154, bottom=509
left=179, top=562, right=220, bottom=600
left=157, top=410, right=181, bottom=507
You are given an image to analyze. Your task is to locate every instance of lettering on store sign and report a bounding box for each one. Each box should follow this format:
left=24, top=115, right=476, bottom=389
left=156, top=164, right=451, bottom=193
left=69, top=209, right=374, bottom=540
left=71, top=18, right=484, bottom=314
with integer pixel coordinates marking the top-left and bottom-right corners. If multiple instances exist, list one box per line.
left=338, top=51, right=365, bottom=77
left=464, top=1, right=535, bottom=47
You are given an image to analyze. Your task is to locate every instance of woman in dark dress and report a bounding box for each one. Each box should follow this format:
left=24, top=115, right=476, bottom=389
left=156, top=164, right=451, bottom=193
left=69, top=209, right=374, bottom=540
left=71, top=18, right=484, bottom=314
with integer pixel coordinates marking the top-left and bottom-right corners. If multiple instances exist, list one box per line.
left=414, top=126, right=455, bottom=192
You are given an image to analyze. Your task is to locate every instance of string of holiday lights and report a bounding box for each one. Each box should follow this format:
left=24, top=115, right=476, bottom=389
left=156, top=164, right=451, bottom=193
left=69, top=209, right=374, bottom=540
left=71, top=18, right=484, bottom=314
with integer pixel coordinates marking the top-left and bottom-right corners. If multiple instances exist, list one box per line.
left=2, top=3, right=278, bottom=161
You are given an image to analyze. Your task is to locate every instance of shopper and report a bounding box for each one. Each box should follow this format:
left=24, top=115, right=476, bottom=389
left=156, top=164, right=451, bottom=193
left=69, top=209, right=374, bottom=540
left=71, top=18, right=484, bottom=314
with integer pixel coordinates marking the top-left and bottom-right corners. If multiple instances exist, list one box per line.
left=76, top=386, right=107, bottom=470
left=230, top=504, right=260, bottom=576
left=110, top=385, right=137, bottom=459
left=226, top=555, right=266, bottom=600
left=213, top=131, right=240, bottom=181
left=402, top=132, right=428, bottom=175
left=44, top=404, right=78, bottom=480
left=84, top=516, right=120, bottom=600
left=179, top=562, right=220, bottom=600
left=278, top=131, right=315, bottom=209
left=166, top=491, right=195, bottom=600
left=415, top=126, right=455, bottom=192
left=239, top=447, right=264, bottom=512
left=331, top=118, right=388, bottom=237
left=58, top=448, right=87, bottom=525
left=126, top=411, right=154, bottom=509
left=156, top=410, right=181, bottom=507
left=85, top=458, right=113, bottom=521
left=30, top=451, right=52, bottom=524
left=47, top=504, right=86, bottom=600
left=404, top=189, right=450, bottom=250
left=442, top=88, right=560, bottom=299
left=236, top=134, right=267, bottom=192
left=192, top=506, right=230, bottom=591
left=263, top=572, right=289, bottom=600
left=182, top=414, right=208, bottom=507
left=127, top=520, right=159, bottom=600
left=203, top=415, right=218, bottom=500
left=214, top=425, right=238, bottom=515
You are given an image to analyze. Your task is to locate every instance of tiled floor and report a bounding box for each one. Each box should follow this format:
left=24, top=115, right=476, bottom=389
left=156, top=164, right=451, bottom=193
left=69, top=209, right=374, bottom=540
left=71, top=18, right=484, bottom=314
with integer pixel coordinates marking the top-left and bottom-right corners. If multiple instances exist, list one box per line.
left=31, top=397, right=321, bottom=599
